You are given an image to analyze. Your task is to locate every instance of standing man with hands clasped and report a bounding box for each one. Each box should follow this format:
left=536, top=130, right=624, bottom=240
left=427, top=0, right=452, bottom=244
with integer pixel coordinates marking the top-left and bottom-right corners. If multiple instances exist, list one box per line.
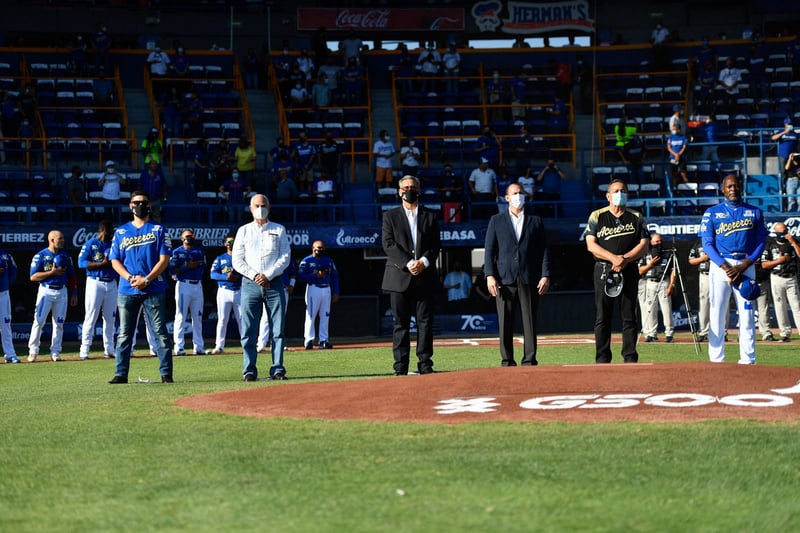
left=484, top=182, right=551, bottom=367
left=381, top=175, right=441, bottom=376
left=298, top=240, right=339, bottom=350
left=584, top=179, right=649, bottom=363
left=108, top=191, right=174, bottom=383
left=78, top=219, right=117, bottom=360
left=699, top=174, right=768, bottom=364
left=170, top=229, right=206, bottom=356
left=232, top=194, right=291, bottom=381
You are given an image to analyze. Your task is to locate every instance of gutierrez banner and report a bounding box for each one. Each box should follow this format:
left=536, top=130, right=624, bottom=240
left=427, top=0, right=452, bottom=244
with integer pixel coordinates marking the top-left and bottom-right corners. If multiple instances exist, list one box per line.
left=471, top=0, right=594, bottom=34
left=296, top=7, right=465, bottom=32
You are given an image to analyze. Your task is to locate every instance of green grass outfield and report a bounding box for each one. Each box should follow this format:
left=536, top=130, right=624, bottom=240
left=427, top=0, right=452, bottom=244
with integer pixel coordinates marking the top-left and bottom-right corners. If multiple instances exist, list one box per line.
left=2, top=335, right=800, bottom=532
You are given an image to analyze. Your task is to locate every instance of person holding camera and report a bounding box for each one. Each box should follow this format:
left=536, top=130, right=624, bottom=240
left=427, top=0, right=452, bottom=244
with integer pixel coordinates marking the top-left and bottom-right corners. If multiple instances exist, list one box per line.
left=147, top=46, right=171, bottom=77
left=771, top=118, right=798, bottom=181
left=535, top=159, right=566, bottom=217
left=783, top=152, right=800, bottom=212
left=637, top=233, right=676, bottom=343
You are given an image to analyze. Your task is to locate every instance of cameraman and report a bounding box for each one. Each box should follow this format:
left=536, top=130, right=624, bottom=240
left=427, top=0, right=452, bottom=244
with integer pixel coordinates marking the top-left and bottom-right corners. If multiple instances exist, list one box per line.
left=783, top=152, right=800, bottom=212
left=637, top=233, right=676, bottom=343
left=535, top=159, right=565, bottom=218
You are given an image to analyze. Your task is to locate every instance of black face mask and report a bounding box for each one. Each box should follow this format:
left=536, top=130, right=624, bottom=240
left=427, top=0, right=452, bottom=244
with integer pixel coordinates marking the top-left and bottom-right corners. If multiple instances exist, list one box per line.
left=401, top=189, right=419, bottom=204
left=775, top=232, right=787, bottom=243
left=183, top=237, right=195, bottom=246
left=651, top=245, right=663, bottom=258
left=132, top=205, right=151, bottom=219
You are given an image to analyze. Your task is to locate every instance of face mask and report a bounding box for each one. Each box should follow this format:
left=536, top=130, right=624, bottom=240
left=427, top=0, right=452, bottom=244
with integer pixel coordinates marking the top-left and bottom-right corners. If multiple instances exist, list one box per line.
left=183, top=236, right=194, bottom=246
left=611, top=191, right=628, bottom=207
left=314, top=248, right=326, bottom=256
left=232, top=172, right=240, bottom=180
left=401, top=189, right=419, bottom=204
left=650, top=245, right=663, bottom=258
left=295, top=84, right=302, bottom=90
left=775, top=231, right=787, bottom=241
left=509, top=193, right=525, bottom=209
left=225, top=240, right=234, bottom=248
left=254, top=206, right=268, bottom=220
left=671, top=130, right=678, bottom=135
left=132, top=205, right=151, bottom=218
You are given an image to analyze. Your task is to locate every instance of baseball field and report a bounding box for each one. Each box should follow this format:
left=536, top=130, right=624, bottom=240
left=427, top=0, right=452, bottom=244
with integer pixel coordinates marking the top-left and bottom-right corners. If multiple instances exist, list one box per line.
left=2, top=335, right=799, bottom=532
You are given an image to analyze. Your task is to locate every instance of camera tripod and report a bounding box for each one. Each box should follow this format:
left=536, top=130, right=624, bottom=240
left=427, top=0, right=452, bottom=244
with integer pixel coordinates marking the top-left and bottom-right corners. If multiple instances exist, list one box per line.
left=645, top=247, right=701, bottom=356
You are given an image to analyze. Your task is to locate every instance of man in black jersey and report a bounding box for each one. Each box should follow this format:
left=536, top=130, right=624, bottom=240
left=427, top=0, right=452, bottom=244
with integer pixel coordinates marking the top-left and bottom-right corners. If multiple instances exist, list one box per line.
left=584, top=179, right=649, bottom=363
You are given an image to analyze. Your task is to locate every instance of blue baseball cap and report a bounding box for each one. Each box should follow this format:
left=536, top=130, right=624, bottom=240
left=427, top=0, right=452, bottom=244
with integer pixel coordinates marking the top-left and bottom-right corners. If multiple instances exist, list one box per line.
left=735, top=275, right=761, bottom=301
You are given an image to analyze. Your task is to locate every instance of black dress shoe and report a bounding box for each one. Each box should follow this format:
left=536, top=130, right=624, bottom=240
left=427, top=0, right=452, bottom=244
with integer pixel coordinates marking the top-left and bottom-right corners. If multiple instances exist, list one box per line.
left=502, top=361, right=518, bottom=367
left=161, top=374, right=174, bottom=383
left=271, top=372, right=287, bottom=380
left=419, top=368, right=435, bottom=375
left=243, top=373, right=257, bottom=382
left=108, top=376, right=128, bottom=384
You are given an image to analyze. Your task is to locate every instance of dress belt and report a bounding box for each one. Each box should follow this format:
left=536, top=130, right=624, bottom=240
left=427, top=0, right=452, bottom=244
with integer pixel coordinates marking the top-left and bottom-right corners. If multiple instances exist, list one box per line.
left=180, top=279, right=200, bottom=284
left=722, top=252, right=747, bottom=259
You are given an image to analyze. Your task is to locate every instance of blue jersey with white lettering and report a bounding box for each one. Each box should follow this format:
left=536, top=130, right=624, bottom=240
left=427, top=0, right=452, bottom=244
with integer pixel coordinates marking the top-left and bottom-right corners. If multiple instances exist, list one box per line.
left=699, top=199, right=768, bottom=266
left=0, top=249, right=17, bottom=292
left=297, top=254, right=339, bottom=294
left=30, top=248, right=77, bottom=292
left=110, top=221, right=172, bottom=295
left=210, top=252, right=241, bottom=291
left=170, top=245, right=206, bottom=282
left=78, top=237, right=117, bottom=281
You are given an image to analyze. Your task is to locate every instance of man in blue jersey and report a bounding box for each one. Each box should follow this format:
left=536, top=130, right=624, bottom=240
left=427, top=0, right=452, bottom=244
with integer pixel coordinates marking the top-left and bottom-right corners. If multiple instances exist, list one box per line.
left=78, top=219, right=117, bottom=360
left=771, top=117, right=798, bottom=181
left=232, top=194, right=291, bottom=381
left=108, top=191, right=174, bottom=383
left=209, top=234, right=242, bottom=355
left=0, top=247, right=19, bottom=363
left=297, top=240, right=339, bottom=350
left=169, top=229, right=206, bottom=356
left=28, top=230, right=79, bottom=362
left=699, top=174, right=768, bottom=364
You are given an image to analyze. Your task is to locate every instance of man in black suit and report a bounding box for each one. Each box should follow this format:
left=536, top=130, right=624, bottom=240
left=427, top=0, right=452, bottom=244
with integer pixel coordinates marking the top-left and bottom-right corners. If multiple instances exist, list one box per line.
left=381, top=175, right=442, bottom=375
left=484, top=182, right=551, bottom=366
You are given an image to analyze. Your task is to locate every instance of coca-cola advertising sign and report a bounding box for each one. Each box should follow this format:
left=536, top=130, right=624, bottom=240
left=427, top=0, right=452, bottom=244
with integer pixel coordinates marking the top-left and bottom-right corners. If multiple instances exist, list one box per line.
left=297, top=8, right=464, bottom=32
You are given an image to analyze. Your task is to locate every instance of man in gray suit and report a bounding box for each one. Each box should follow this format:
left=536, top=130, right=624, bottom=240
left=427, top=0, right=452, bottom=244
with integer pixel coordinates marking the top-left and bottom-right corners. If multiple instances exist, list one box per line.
left=484, top=182, right=551, bottom=366
left=381, top=175, right=442, bottom=375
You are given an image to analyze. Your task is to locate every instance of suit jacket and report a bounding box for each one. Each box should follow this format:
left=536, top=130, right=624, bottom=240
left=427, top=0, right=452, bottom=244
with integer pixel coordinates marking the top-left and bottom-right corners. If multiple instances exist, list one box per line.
left=381, top=205, right=441, bottom=293
left=484, top=210, right=551, bottom=285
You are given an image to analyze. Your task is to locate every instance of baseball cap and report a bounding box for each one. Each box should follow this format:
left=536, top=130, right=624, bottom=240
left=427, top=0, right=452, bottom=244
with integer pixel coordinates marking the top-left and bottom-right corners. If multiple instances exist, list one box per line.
left=604, top=271, right=624, bottom=298
left=785, top=116, right=793, bottom=124
left=150, top=127, right=159, bottom=134
left=480, top=157, right=489, bottom=164
left=735, top=275, right=761, bottom=301
left=672, top=104, right=681, bottom=112
left=105, top=160, right=115, bottom=167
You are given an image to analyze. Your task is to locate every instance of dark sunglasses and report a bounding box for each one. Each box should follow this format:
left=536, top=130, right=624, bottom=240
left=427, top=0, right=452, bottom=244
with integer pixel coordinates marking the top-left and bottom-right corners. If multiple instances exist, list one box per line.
left=131, top=200, right=150, bottom=206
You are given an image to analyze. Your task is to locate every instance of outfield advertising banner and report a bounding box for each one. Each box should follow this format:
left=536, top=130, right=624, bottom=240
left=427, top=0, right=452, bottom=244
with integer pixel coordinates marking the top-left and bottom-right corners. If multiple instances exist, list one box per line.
left=3, top=216, right=799, bottom=251
left=296, top=7, right=464, bottom=32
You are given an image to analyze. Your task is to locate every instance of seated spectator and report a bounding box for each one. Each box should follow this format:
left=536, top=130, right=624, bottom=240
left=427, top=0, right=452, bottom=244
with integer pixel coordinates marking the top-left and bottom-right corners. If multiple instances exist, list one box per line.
left=535, top=160, right=566, bottom=217
left=468, top=157, right=498, bottom=219
left=290, top=80, right=310, bottom=108
left=219, top=168, right=250, bottom=224
left=399, top=136, right=423, bottom=175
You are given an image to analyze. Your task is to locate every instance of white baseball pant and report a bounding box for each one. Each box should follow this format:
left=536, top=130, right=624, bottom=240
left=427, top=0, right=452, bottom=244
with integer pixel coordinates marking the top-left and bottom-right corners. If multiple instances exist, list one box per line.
left=214, top=287, right=241, bottom=350
left=174, top=280, right=205, bottom=353
left=28, top=286, right=68, bottom=356
left=304, top=285, right=332, bottom=345
left=771, top=274, right=800, bottom=338
left=641, top=279, right=674, bottom=337
left=697, top=273, right=710, bottom=336
left=708, top=260, right=756, bottom=364
left=80, top=278, right=117, bottom=357
left=0, top=290, right=16, bottom=358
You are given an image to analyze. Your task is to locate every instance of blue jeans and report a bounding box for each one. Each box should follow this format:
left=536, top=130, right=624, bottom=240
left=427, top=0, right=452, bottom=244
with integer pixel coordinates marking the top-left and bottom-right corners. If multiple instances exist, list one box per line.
left=241, top=277, right=285, bottom=378
left=786, top=177, right=799, bottom=210
left=115, top=291, right=173, bottom=378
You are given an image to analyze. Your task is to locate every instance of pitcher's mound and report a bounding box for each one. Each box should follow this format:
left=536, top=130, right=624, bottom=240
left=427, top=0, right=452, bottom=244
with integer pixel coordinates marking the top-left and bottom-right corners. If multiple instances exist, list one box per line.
left=177, top=362, right=800, bottom=424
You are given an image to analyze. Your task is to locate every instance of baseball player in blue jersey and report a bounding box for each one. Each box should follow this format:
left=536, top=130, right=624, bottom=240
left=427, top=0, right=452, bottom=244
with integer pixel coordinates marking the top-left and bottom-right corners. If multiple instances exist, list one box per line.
left=0, top=248, right=19, bottom=363
left=257, top=257, right=296, bottom=352
left=209, top=234, right=242, bottom=354
left=109, top=190, right=174, bottom=383
left=78, top=220, right=117, bottom=359
left=170, top=229, right=206, bottom=355
left=298, top=240, right=339, bottom=349
left=28, top=230, right=79, bottom=362
left=699, top=174, right=768, bottom=364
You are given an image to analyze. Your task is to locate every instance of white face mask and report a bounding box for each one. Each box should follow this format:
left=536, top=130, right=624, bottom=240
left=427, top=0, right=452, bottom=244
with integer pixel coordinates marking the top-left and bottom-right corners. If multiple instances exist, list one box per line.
left=253, top=206, right=268, bottom=220
left=611, top=191, right=628, bottom=207
left=509, top=193, right=525, bottom=209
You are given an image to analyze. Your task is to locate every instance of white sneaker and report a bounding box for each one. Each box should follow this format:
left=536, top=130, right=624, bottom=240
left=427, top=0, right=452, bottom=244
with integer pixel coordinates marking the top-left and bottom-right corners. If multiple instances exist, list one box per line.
left=210, top=348, right=224, bottom=355
left=51, top=353, right=62, bottom=362
left=27, top=353, right=38, bottom=363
